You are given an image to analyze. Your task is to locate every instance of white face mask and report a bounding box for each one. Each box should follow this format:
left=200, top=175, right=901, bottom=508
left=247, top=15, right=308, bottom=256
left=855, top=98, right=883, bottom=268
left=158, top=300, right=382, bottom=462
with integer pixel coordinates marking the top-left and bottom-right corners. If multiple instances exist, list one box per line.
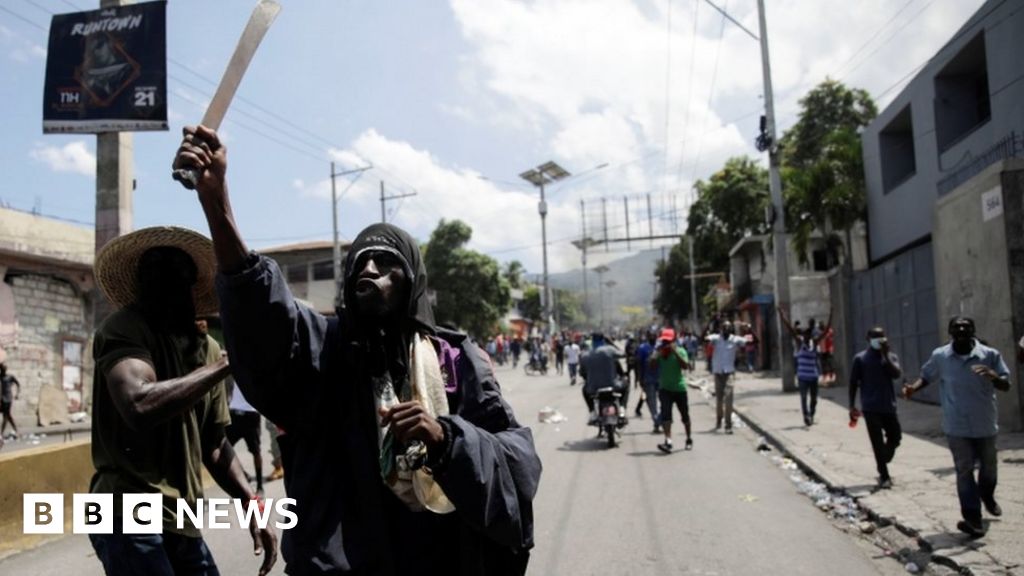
left=869, top=338, right=884, bottom=350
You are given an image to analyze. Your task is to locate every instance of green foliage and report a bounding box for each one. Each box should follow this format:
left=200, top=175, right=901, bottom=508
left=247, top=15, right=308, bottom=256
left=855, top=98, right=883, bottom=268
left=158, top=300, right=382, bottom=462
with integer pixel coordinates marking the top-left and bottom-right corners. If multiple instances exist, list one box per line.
left=520, top=286, right=542, bottom=323
left=780, top=79, right=877, bottom=263
left=653, top=241, right=719, bottom=323
left=552, top=288, right=585, bottom=328
left=503, top=260, right=526, bottom=289
left=686, top=156, right=770, bottom=272
left=423, top=219, right=511, bottom=339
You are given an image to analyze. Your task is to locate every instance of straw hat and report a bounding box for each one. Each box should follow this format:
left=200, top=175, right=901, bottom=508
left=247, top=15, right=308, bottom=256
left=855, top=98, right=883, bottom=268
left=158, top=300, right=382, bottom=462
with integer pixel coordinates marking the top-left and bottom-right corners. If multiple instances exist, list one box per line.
left=94, top=226, right=218, bottom=316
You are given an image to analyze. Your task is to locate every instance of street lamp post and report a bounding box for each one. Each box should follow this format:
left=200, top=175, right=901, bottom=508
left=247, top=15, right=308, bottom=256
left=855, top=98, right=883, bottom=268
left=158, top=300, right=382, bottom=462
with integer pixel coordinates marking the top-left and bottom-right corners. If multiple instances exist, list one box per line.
left=520, top=161, right=571, bottom=334
left=605, top=280, right=617, bottom=330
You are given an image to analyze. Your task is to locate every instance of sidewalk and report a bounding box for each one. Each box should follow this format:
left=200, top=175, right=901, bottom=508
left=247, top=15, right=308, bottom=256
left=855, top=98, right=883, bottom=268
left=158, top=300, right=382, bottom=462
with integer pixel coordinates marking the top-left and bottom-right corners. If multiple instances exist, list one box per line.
left=716, top=371, right=1022, bottom=576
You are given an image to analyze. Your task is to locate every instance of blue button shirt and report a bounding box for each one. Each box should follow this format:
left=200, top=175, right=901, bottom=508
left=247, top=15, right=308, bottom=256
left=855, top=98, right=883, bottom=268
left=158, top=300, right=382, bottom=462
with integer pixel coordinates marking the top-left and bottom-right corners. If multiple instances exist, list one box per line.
left=920, top=340, right=1009, bottom=437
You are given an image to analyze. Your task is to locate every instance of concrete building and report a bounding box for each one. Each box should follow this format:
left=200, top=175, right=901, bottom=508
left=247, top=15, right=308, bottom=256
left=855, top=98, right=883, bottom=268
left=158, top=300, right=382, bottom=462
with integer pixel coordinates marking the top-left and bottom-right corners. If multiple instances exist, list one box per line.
left=728, top=228, right=867, bottom=371
left=859, top=0, right=1024, bottom=427
left=261, top=240, right=350, bottom=314
left=0, top=207, right=95, bottom=425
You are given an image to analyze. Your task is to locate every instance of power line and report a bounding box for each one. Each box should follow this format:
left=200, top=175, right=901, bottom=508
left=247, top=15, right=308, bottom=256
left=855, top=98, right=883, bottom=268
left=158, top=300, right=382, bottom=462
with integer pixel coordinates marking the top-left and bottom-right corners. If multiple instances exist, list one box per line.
left=831, top=0, right=919, bottom=78
left=839, top=0, right=938, bottom=81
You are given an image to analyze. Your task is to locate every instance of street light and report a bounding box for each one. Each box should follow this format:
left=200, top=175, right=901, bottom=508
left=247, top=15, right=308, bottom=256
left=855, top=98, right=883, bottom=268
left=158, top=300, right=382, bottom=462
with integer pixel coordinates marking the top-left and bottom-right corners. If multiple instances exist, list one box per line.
left=520, top=161, right=571, bottom=334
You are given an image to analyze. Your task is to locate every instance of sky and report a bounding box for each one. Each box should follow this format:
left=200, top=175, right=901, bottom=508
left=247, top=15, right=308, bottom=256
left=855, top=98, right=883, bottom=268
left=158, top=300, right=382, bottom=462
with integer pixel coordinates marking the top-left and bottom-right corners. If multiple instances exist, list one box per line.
left=0, top=0, right=987, bottom=275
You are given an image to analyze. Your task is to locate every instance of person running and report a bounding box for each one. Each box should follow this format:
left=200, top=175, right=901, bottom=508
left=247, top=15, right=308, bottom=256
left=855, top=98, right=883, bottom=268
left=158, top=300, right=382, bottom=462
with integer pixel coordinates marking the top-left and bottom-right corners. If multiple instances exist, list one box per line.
left=849, top=326, right=903, bottom=489
left=903, top=317, right=1012, bottom=538
left=1, top=362, right=21, bottom=441
left=635, top=331, right=660, bottom=433
left=778, top=306, right=832, bottom=426
left=650, top=329, right=692, bottom=453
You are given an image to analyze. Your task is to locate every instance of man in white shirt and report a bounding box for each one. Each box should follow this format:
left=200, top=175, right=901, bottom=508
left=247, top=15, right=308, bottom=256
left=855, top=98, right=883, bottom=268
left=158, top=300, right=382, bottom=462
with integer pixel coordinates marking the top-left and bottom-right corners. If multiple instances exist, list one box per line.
left=566, top=340, right=582, bottom=386
left=706, top=321, right=747, bottom=433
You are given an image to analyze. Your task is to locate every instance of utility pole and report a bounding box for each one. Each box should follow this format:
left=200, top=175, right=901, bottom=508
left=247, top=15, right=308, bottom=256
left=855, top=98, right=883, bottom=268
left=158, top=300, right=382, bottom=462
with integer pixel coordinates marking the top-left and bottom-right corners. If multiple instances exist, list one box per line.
left=330, top=162, right=371, bottom=284
left=757, top=0, right=795, bottom=391
left=580, top=200, right=588, bottom=320
left=705, top=0, right=794, bottom=390
left=689, top=235, right=698, bottom=330
left=94, top=0, right=134, bottom=322
left=379, top=180, right=417, bottom=224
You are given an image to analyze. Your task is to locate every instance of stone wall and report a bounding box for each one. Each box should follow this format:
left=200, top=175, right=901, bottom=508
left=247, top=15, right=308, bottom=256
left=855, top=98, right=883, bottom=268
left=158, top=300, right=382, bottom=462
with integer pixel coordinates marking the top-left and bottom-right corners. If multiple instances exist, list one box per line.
left=5, top=274, right=93, bottom=425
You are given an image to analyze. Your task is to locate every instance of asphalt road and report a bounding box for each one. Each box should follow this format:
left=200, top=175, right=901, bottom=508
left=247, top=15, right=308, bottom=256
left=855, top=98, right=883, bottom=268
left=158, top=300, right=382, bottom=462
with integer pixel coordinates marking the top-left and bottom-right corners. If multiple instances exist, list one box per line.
left=1, top=359, right=910, bottom=576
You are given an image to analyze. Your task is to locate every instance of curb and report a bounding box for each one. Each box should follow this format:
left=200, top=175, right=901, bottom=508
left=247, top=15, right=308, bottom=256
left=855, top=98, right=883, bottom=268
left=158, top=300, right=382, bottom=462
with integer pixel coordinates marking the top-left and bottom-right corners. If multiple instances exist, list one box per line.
left=729, top=403, right=990, bottom=576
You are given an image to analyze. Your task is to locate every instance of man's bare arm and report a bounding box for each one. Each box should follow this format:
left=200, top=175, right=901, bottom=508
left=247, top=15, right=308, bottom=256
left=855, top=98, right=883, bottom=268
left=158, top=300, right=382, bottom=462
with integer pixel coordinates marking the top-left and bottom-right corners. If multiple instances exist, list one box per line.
left=106, top=356, right=231, bottom=431
left=174, top=125, right=249, bottom=274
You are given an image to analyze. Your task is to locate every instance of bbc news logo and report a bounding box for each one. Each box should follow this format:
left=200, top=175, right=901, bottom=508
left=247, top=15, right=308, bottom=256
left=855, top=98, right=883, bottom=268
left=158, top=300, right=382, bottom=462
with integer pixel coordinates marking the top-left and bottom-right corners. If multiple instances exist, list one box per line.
left=23, top=494, right=298, bottom=534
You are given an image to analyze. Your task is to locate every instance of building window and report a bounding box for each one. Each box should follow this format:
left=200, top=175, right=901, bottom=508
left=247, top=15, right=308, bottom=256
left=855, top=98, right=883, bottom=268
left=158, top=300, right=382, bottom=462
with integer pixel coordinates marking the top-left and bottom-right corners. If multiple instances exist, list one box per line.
left=934, top=32, right=990, bottom=152
left=880, top=105, right=916, bottom=193
left=286, top=264, right=307, bottom=284
left=312, top=260, right=334, bottom=281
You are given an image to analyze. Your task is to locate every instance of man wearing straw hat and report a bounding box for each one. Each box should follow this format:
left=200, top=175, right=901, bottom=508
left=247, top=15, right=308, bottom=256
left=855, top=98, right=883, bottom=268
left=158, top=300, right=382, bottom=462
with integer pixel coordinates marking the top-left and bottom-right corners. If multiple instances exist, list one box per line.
left=90, top=226, right=278, bottom=575
left=174, top=125, right=541, bottom=576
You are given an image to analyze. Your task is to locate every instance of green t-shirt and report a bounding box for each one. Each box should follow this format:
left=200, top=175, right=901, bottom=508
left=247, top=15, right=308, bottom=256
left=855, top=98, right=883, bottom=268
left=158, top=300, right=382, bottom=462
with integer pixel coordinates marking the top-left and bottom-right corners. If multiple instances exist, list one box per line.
left=655, top=346, right=689, bottom=392
left=90, top=306, right=230, bottom=537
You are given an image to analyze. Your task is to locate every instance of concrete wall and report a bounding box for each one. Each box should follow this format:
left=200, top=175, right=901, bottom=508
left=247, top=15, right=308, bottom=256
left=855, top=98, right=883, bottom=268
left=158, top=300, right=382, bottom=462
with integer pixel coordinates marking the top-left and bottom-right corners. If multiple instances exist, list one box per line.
left=5, top=274, right=93, bottom=424
left=863, top=0, right=1024, bottom=261
left=0, top=440, right=92, bottom=558
left=933, top=161, right=1024, bottom=431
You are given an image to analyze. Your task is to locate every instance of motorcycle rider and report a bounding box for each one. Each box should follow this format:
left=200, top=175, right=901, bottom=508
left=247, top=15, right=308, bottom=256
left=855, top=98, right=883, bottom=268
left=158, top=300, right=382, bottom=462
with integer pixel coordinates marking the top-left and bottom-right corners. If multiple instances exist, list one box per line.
left=579, top=332, right=628, bottom=424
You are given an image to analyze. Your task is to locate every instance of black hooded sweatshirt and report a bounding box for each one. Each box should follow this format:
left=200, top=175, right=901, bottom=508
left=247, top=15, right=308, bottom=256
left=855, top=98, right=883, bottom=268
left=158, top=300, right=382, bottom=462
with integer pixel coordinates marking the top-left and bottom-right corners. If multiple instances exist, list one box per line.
left=216, top=223, right=541, bottom=575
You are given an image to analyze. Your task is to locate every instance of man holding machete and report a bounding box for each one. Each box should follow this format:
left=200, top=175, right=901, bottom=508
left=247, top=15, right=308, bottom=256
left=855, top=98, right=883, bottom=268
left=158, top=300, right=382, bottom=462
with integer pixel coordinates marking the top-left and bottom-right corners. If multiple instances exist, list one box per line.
left=173, top=125, right=541, bottom=575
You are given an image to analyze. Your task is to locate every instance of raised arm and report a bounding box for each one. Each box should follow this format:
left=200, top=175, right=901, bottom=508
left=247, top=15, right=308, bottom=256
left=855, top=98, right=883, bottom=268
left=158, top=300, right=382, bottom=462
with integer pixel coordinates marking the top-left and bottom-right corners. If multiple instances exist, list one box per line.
left=174, top=125, right=248, bottom=274
left=776, top=306, right=799, bottom=339
left=813, top=308, right=834, bottom=346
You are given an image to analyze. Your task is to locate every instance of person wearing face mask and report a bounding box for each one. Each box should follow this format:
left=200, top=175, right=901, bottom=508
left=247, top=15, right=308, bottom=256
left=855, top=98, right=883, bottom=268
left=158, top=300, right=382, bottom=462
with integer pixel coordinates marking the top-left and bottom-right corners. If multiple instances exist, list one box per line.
left=175, top=125, right=542, bottom=575
left=903, top=317, right=1012, bottom=538
left=849, top=327, right=903, bottom=490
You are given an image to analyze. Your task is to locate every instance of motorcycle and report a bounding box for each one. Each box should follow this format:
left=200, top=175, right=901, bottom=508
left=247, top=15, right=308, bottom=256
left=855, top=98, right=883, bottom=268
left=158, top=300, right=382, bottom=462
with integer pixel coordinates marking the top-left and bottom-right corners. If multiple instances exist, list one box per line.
left=590, top=386, right=626, bottom=448
left=524, top=354, right=548, bottom=376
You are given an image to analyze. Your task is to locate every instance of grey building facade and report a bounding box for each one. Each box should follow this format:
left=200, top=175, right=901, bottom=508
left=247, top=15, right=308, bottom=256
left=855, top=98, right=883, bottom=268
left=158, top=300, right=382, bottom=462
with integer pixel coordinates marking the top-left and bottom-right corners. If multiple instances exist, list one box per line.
left=859, top=0, right=1024, bottom=427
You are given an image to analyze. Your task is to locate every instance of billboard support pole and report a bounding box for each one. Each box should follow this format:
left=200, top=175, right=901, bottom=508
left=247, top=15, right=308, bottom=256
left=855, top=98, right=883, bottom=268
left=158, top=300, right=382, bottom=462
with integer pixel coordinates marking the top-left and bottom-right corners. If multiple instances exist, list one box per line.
left=94, top=0, right=135, bottom=322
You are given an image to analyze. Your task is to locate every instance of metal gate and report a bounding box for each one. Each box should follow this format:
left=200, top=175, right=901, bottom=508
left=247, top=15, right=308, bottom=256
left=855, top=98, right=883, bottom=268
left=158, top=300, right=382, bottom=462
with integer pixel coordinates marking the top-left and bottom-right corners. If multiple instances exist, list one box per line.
left=850, top=242, right=941, bottom=403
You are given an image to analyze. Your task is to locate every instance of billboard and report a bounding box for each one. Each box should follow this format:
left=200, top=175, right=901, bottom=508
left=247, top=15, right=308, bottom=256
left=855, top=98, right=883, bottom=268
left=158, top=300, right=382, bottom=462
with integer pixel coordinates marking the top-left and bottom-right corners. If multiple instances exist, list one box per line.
left=42, top=1, right=167, bottom=134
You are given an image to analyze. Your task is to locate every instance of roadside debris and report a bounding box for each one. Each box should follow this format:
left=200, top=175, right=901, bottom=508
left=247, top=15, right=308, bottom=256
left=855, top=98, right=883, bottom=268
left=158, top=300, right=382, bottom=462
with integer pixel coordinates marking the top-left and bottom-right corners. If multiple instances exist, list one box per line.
left=538, top=406, right=568, bottom=424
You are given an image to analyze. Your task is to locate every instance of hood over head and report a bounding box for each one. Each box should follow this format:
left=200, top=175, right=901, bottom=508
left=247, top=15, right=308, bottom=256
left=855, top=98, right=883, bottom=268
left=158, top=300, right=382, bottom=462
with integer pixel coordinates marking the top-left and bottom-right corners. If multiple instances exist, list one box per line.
left=342, top=223, right=435, bottom=336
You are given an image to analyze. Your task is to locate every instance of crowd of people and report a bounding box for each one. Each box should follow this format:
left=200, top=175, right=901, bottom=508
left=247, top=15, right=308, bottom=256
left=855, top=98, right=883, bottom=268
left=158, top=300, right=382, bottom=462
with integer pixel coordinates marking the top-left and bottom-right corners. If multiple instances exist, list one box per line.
left=513, top=306, right=1014, bottom=542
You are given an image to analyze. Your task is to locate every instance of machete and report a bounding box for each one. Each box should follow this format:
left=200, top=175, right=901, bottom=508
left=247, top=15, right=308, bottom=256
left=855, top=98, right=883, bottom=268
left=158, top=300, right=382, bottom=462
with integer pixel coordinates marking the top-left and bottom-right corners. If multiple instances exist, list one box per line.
left=172, top=0, right=281, bottom=189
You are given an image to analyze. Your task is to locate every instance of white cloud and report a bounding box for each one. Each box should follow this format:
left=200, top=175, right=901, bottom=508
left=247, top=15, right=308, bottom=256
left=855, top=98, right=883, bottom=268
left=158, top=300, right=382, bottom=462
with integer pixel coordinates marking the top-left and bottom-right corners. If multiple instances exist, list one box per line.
left=30, top=141, right=96, bottom=177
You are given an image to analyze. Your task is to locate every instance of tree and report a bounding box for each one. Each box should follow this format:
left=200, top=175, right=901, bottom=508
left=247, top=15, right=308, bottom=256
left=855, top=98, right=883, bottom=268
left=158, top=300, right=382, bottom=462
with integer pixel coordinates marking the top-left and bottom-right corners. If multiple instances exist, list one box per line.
left=520, top=286, right=542, bottom=323
left=503, top=260, right=526, bottom=289
left=653, top=241, right=720, bottom=324
left=780, top=79, right=877, bottom=263
left=686, top=156, right=770, bottom=272
left=423, top=219, right=511, bottom=339
left=552, top=288, right=585, bottom=328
